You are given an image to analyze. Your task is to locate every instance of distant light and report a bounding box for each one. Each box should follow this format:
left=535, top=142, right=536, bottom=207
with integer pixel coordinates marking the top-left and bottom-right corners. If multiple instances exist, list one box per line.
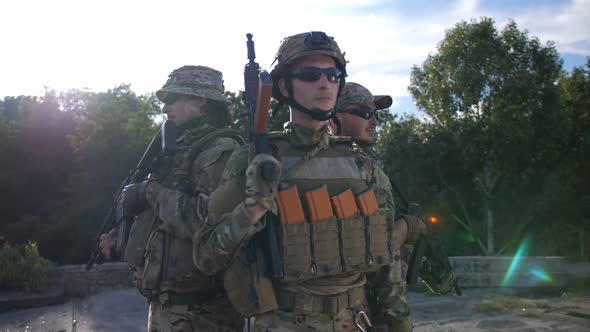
left=429, top=216, right=438, bottom=223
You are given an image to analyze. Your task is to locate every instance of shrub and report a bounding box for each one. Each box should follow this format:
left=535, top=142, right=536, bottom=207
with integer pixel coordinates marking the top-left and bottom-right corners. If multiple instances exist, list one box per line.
left=0, top=241, right=54, bottom=292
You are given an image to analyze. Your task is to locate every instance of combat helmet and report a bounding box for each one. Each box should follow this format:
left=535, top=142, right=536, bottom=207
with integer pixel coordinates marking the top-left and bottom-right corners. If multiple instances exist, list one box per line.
left=156, top=65, right=229, bottom=104
left=270, top=31, right=347, bottom=121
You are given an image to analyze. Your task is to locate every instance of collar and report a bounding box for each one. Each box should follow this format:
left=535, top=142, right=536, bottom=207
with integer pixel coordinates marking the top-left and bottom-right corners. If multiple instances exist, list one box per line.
left=284, top=122, right=330, bottom=149
left=176, top=117, right=217, bottom=143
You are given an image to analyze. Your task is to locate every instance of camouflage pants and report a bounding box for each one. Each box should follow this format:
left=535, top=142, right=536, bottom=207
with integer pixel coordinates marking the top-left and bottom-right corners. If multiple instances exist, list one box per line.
left=368, top=249, right=413, bottom=332
left=251, top=306, right=372, bottom=332
left=386, top=249, right=412, bottom=332
left=147, top=296, right=244, bottom=332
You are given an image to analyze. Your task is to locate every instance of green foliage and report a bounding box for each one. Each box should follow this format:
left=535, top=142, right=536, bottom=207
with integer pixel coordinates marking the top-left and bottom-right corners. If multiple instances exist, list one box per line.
left=1, top=85, right=161, bottom=264
left=42, top=85, right=160, bottom=263
left=0, top=241, right=54, bottom=292
left=226, top=90, right=290, bottom=140
left=399, top=17, right=572, bottom=256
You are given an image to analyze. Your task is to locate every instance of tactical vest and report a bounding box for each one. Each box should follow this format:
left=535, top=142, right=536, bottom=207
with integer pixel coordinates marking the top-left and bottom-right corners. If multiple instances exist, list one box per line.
left=271, top=135, right=394, bottom=282
left=224, top=132, right=394, bottom=317
left=125, top=128, right=244, bottom=299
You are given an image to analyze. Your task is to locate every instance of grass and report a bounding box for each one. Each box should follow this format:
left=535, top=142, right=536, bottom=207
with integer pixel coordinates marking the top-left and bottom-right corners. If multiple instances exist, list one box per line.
left=474, top=295, right=552, bottom=317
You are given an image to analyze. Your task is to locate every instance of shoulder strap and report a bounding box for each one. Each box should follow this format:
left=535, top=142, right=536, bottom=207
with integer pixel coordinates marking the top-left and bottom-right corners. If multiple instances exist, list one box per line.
left=185, top=128, right=246, bottom=173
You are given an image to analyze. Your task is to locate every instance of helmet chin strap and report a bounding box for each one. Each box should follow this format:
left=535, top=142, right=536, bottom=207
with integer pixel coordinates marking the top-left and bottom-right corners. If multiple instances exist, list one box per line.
left=284, top=77, right=335, bottom=121
left=287, top=96, right=335, bottom=121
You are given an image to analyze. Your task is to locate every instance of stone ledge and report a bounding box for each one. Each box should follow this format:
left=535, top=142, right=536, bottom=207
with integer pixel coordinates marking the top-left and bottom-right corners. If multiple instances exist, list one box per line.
left=0, top=286, right=65, bottom=312
left=449, top=256, right=568, bottom=288
left=46, top=262, right=133, bottom=297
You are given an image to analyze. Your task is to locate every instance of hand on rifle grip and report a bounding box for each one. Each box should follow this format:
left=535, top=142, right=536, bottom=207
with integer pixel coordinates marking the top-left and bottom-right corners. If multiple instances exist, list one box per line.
left=245, top=154, right=281, bottom=214
left=99, top=227, right=117, bottom=259
left=260, top=159, right=278, bottom=182
left=119, top=181, right=149, bottom=216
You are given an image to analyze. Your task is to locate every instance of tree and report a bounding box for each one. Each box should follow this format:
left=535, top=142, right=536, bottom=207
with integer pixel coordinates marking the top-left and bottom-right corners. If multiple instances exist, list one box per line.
left=407, top=18, right=567, bottom=255
left=0, top=93, right=76, bottom=228
left=37, top=85, right=161, bottom=263
left=226, top=90, right=289, bottom=138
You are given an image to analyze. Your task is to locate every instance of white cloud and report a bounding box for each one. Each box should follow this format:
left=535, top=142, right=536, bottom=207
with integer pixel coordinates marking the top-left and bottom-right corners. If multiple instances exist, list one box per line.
left=0, top=0, right=587, bottom=103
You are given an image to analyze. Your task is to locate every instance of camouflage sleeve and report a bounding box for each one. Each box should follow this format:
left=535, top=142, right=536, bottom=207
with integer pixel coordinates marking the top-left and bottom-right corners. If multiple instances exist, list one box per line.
left=192, top=145, right=265, bottom=275
left=145, top=137, right=240, bottom=239
left=372, top=164, right=396, bottom=223
left=365, top=159, right=411, bottom=327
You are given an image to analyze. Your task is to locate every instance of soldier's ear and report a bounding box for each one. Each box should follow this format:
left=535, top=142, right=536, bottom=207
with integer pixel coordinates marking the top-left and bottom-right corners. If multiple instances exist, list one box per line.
left=328, top=117, right=341, bottom=135
left=195, top=97, right=207, bottom=108
left=278, top=78, right=289, bottom=98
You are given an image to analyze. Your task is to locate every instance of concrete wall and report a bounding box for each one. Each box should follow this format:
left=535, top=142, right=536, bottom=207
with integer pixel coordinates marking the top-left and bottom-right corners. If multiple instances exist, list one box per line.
left=46, top=262, right=133, bottom=297
left=46, top=256, right=570, bottom=298
left=449, top=256, right=567, bottom=288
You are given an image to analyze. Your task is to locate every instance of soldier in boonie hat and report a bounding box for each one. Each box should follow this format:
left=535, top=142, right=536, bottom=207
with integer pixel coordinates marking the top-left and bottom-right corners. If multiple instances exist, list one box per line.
left=154, top=65, right=231, bottom=128
left=330, top=81, right=392, bottom=145
left=99, top=64, right=245, bottom=331
left=156, top=65, right=229, bottom=104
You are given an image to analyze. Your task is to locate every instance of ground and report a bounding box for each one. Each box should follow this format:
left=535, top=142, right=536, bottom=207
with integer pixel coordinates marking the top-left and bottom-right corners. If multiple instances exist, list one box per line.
left=1, top=287, right=589, bottom=331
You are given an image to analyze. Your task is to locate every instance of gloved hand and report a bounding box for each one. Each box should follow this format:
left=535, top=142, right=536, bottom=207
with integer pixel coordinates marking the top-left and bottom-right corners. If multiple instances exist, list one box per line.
left=245, top=153, right=281, bottom=214
left=398, top=214, right=427, bottom=245
left=119, top=181, right=149, bottom=216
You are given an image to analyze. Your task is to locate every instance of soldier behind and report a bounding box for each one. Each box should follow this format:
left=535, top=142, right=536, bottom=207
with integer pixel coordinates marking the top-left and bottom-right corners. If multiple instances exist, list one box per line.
left=99, top=66, right=245, bottom=331
left=194, top=31, right=412, bottom=331
left=329, top=82, right=428, bottom=331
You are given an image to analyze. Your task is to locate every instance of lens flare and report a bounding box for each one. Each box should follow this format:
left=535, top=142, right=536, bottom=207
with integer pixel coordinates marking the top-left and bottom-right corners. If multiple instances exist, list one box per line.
left=529, top=268, right=552, bottom=282
left=501, top=234, right=531, bottom=287
left=429, top=216, right=438, bottom=223
left=465, top=233, right=476, bottom=243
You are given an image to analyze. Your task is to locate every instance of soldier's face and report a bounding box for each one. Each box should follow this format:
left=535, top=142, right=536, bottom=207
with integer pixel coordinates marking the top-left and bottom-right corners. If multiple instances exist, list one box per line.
left=279, top=55, right=340, bottom=112
left=336, top=102, right=379, bottom=145
left=162, top=95, right=206, bottom=125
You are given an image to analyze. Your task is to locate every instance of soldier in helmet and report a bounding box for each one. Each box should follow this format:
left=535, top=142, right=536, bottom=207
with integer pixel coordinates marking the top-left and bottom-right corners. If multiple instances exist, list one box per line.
left=99, top=65, right=245, bottom=331
left=329, top=82, right=429, bottom=331
left=193, top=32, right=408, bottom=331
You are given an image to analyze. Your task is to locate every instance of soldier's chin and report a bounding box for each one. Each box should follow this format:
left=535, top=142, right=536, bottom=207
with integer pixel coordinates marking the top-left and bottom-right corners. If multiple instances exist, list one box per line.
left=357, top=136, right=374, bottom=146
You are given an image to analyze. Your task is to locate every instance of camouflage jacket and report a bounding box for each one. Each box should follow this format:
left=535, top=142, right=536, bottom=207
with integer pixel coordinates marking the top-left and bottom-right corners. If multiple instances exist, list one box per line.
left=124, top=117, right=243, bottom=295
left=144, top=119, right=243, bottom=238
left=193, top=122, right=402, bottom=322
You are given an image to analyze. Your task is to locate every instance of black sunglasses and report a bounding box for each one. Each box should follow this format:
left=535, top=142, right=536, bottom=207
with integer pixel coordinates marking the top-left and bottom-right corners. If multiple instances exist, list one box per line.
left=340, top=107, right=381, bottom=121
left=291, top=67, right=342, bottom=83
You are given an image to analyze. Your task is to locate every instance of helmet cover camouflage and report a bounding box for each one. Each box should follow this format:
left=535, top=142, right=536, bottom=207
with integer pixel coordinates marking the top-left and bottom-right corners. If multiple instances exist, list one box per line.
left=156, top=65, right=229, bottom=104
left=274, top=31, right=346, bottom=70
left=270, top=31, right=348, bottom=108
left=336, top=82, right=392, bottom=110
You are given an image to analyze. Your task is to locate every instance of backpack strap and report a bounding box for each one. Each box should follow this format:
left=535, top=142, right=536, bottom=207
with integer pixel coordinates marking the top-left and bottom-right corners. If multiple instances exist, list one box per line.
left=184, top=128, right=246, bottom=174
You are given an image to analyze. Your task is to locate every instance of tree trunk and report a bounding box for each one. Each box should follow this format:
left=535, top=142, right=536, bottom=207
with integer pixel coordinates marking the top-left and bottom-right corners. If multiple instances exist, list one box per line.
left=580, top=230, right=585, bottom=260
left=486, top=204, right=494, bottom=255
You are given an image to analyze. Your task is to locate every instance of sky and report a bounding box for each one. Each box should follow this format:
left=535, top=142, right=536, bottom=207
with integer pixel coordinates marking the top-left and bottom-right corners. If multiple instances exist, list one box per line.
left=1, top=0, right=589, bottom=115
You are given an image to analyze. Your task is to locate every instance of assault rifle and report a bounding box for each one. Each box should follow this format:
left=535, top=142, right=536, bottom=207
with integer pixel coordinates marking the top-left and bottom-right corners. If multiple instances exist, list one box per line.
left=85, top=120, right=176, bottom=271
left=390, top=181, right=461, bottom=295
left=243, top=33, right=284, bottom=279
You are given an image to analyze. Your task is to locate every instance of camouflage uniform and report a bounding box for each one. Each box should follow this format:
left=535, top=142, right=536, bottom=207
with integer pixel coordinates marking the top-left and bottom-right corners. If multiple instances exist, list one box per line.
left=193, top=32, right=404, bottom=332
left=123, top=66, right=244, bottom=332
left=337, top=82, right=453, bottom=300
left=335, top=82, right=414, bottom=332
